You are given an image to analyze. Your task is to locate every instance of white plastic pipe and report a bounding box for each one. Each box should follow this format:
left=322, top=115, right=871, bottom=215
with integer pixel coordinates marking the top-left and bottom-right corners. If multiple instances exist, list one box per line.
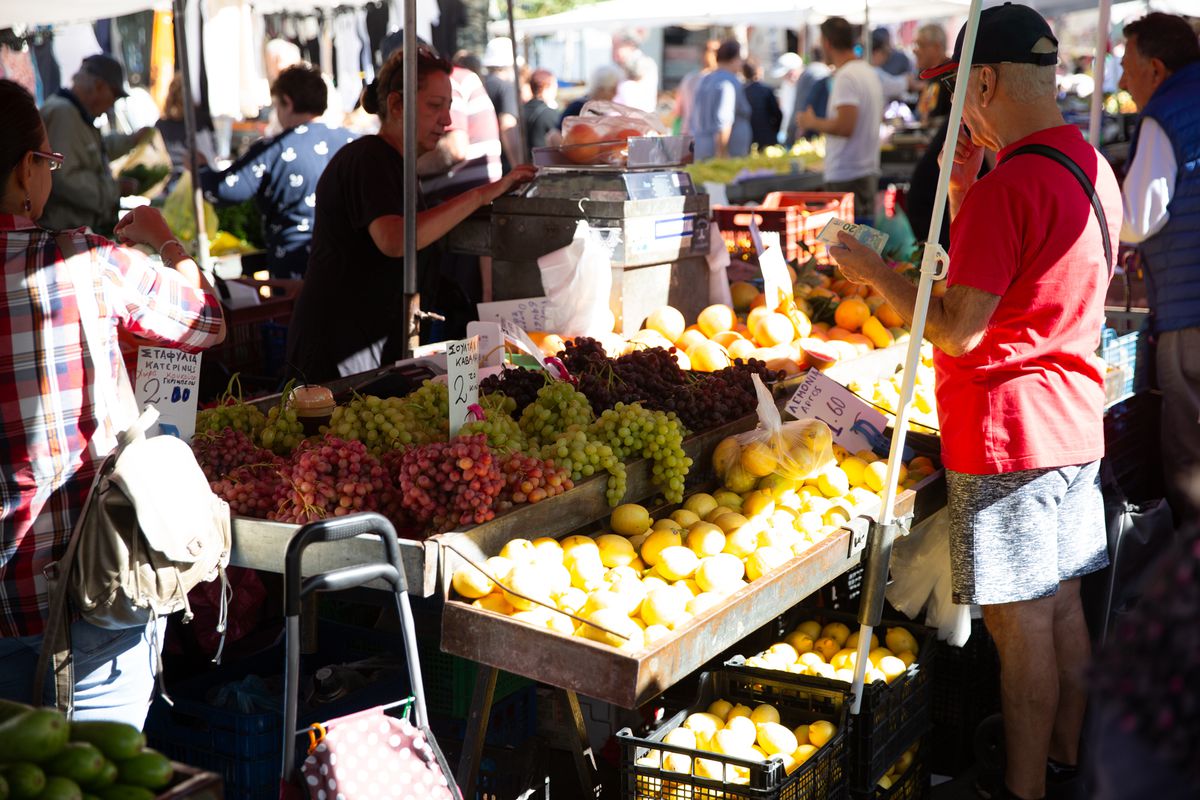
left=848, top=0, right=985, bottom=716
left=1089, top=0, right=1113, bottom=148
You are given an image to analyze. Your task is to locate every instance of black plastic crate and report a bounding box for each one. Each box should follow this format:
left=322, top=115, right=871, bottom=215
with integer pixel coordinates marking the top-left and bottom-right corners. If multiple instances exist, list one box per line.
left=851, top=736, right=930, bottom=800
left=618, top=670, right=848, bottom=800
left=725, top=608, right=932, bottom=792
left=928, top=618, right=1001, bottom=776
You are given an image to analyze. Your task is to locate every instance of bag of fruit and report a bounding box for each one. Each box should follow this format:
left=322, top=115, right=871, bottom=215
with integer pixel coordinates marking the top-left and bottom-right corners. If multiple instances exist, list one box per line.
left=559, top=100, right=667, bottom=166
left=713, top=375, right=834, bottom=490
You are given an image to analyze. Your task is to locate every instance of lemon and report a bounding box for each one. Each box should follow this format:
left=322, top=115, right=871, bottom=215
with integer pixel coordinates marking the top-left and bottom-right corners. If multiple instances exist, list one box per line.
left=785, top=630, right=815, bottom=654
left=581, top=590, right=634, bottom=618
left=684, top=522, right=726, bottom=558
left=643, top=624, right=671, bottom=644
left=713, top=727, right=753, bottom=756
left=756, top=722, right=799, bottom=755
left=499, top=538, right=538, bottom=563
left=511, top=608, right=552, bottom=627
left=807, top=720, right=836, bottom=748
left=611, top=503, right=651, bottom=536
left=811, top=662, right=837, bottom=679
left=640, top=586, right=688, bottom=628
left=684, top=712, right=724, bottom=747
left=796, top=511, right=825, bottom=533
left=768, top=642, right=800, bottom=663
left=817, top=467, right=850, bottom=497
left=845, top=630, right=879, bottom=651
left=813, top=636, right=840, bottom=661
left=740, top=440, right=778, bottom=477
left=741, top=490, right=776, bottom=519
left=556, top=587, right=587, bottom=613
left=879, top=655, right=908, bottom=683
left=885, top=627, right=920, bottom=655
left=868, top=646, right=894, bottom=666
left=640, top=529, right=683, bottom=566
left=531, top=537, right=564, bottom=564
left=759, top=526, right=801, bottom=551
left=664, top=726, right=697, bottom=749
left=803, top=496, right=834, bottom=517
left=682, top=491, right=718, bottom=518
left=670, top=509, right=701, bottom=528
left=707, top=699, right=733, bottom=719
left=831, top=648, right=858, bottom=671
left=483, top=555, right=515, bottom=582
left=792, top=724, right=809, bottom=746
left=694, top=758, right=725, bottom=780
left=561, top=534, right=600, bottom=557
left=746, top=546, right=792, bottom=581
left=595, top=533, right=637, bottom=568
left=472, top=594, right=515, bottom=615
left=567, top=554, right=606, bottom=591
left=793, top=743, right=818, bottom=764
left=451, top=563, right=494, bottom=599
left=821, top=621, right=851, bottom=646
left=897, top=650, right=917, bottom=667
left=502, top=563, right=554, bottom=611
left=839, top=456, right=869, bottom=487
left=652, top=518, right=683, bottom=533
left=725, top=703, right=753, bottom=722
left=798, top=652, right=826, bottom=671
left=705, top=505, right=734, bottom=523
left=544, top=563, right=572, bottom=597
left=657, top=546, right=700, bottom=581
left=749, top=704, right=780, bottom=726
left=580, top=607, right=639, bottom=648
left=687, top=592, right=723, bottom=616
left=864, top=460, right=889, bottom=492
left=546, top=611, right=576, bottom=636
left=723, top=525, right=761, bottom=559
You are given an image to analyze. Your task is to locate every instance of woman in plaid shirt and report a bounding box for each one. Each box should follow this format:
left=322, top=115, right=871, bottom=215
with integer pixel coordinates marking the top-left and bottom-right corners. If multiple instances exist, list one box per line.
left=0, top=80, right=225, bottom=727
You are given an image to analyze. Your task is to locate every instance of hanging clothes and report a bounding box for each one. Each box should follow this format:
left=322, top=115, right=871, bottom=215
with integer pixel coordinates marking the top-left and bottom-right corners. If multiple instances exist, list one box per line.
left=149, top=9, right=174, bottom=110
left=51, top=23, right=102, bottom=87
left=33, top=31, right=60, bottom=98
left=333, top=11, right=363, bottom=114
left=203, top=0, right=263, bottom=119
left=0, top=42, right=37, bottom=97
left=387, top=0, right=440, bottom=45
left=115, top=11, right=154, bottom=90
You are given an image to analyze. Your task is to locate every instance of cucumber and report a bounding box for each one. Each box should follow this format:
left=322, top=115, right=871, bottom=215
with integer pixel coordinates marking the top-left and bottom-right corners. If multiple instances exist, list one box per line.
left=81, top=762, right=115, bottom=792
left=44, top=744, right=103, bottom=787
left=0, top=701, right=33, bottom=725
left=0, top=711, right=69, bottom=763
left=64, top=725, right=143, bottom=764
left=1, top=763, right=46, bottom=799
left=96, top=788, right=154, bottom=800
left=32, top=776, right=80, bottom=800
left=113, top=752, right=170, bottom=791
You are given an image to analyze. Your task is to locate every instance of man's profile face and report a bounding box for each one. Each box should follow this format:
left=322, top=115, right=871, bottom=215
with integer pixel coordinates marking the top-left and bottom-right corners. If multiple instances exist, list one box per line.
left=1118, top=36, right=1163, bottom=110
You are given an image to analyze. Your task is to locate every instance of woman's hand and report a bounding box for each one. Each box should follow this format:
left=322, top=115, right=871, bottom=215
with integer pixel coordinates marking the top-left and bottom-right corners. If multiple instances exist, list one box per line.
left=477, top=164, right=538, bottom=205
left=114, top=206, right=177, bottom=252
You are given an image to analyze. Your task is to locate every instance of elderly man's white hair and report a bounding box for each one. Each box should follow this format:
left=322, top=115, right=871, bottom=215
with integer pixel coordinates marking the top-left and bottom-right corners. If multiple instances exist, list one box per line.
left=998, top=36, right=1058, bottom=104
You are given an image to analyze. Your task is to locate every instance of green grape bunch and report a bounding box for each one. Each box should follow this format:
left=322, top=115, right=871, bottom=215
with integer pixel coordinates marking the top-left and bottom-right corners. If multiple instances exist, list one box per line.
left=590, top=402, right=692, bottom=503
left=195, top=373, right=266, bottom=439
left=460, top=395, right=527, bottom=453
left=260, top=379, right=306, bottom=455
left=539, top=428, right=627, bottom=506
left=518, top=381, right=595, bottom=447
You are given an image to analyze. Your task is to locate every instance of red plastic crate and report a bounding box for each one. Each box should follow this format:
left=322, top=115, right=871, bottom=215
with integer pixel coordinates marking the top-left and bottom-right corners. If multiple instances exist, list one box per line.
left=714, top=192, right=855, bottom=266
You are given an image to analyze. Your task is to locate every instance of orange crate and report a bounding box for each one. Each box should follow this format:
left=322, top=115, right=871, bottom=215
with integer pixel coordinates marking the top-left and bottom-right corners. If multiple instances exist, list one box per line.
left=714, top=191, right=855, bottom=266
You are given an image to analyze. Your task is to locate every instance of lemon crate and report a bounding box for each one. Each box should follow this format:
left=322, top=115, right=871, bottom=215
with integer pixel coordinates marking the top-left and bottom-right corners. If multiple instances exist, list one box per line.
left=724, top=608, right=932, bottom=793
left=617, top=669, right=848, bottom=800
left=928, top=618, right=1000, bottom=776
left=850, top=736, right=930, bottom=800
left=713, top=192, right=854, bottom=265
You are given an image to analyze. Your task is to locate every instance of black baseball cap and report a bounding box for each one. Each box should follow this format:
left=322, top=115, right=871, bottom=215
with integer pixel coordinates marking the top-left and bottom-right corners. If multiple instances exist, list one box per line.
left=919, top=2, right=1058, bottom=81
left=81, top=54, right=129, bottom=98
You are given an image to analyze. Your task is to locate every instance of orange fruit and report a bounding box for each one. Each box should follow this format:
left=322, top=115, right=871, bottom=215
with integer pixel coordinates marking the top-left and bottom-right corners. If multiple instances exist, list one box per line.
left=528, top=331, right=567, bottom=357
left=687, top=340, right=732, bottom=372
left=712, top=330, right=745, bottom=348
left=843, top=333, right=874, bottom=354
left=562, top=123, right=604, bottom=163
left=861, top=316, right=894, bottom=350
left=697, top=304, right=736, bottom=338
left=808, top=286, right=838, bottom=301
left=766, top=357, right=802, bottom=377
left=827, top=326, right=855, bottom=342
left=730, top=282, right=760, bottom=311
left=672, top=349, right=692, bottom=370
left=834, top=297, right=871, bottom=332
left=645, top=306, right=686, bottom=343
left=752, top=313, right=796, bottom=347
left=876, top=302, right=905, bottom=329
left=676, top=328, right=709, bottom=353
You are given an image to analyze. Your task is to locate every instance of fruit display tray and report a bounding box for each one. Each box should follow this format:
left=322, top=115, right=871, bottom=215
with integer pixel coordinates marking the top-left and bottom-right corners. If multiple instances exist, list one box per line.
left=438, top=481, right=934, bottom=709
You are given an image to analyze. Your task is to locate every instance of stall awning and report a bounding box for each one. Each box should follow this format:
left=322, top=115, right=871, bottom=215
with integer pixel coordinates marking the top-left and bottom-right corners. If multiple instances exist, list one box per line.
left=1, top=0, right=169, bottom=28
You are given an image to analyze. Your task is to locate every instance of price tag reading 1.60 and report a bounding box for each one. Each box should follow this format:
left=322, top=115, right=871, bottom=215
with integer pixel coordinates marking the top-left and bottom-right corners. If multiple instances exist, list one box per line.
left=447, top=336, right=480, bottom=438
left=784, top=368, right=889, bottom=455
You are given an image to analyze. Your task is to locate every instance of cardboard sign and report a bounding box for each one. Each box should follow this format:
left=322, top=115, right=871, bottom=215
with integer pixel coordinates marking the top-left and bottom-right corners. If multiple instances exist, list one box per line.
left=135, top=346, right=201, bottom=440
left=477, top=297, right=552, bottom=332
left=785, top=369, right=891, bottom=456
left=466, top=321, right=504, bottom=368
left=758, top=231, right=794, bottom=310
left=446, top=336, right=480, bottom=437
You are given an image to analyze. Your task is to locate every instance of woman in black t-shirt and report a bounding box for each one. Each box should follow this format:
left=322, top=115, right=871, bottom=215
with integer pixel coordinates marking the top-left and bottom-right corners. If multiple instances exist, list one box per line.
left=286, top=48, right=535, bottom=382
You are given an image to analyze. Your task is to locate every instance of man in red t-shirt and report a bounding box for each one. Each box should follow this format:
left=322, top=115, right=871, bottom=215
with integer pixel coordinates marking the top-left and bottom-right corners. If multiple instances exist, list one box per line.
left=830, top=6, right=1120, bottom=800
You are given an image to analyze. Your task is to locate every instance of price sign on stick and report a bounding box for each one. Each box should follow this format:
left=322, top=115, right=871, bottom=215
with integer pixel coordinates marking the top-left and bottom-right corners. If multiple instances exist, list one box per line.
left=447, top=336, right=480, bottom=437
left=785, top=369, right=890, bottom=455
left=758, top=231, right=794, bottom=309
left=477, top=297, right=552, bottom=331
left=135, top=347, right=201, bottom=440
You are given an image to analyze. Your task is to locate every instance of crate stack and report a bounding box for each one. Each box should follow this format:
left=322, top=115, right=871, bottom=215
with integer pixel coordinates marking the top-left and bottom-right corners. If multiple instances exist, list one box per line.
left=713, top=192, right=855, bottom=267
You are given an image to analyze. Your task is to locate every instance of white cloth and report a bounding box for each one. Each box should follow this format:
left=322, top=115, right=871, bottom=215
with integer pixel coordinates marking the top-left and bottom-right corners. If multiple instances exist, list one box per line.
left=1120, top=116, right=1176, bottom=245
left=203, top=0, right=262, bottom=119
left=823, top=59, right=883, bottom=183
left=334, top=11, right=363, bottom=114
left=387, top=0, right=440, bottom=43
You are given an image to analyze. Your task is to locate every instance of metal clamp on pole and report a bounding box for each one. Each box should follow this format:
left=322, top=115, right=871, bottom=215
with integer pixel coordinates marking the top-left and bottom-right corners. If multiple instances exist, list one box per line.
left=857, top=518, right=906, bottom=629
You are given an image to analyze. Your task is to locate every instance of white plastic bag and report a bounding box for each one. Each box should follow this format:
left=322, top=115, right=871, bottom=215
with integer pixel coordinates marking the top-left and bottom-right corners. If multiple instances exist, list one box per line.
left=886, top=508, right=972, bottom=646
left=706, top=220, right=734, bottom=308
left=537, top=220, right=614, bottom=338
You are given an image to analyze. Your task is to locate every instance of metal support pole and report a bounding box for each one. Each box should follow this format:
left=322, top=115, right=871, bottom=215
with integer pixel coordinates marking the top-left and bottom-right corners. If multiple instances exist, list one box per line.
left=563, top=689, right=602, bottom=798
left=508, top=1, right=528, bottom=164
left=1089, top=0, right=1112, bottom=148
left=848, top=0, right=985, bottom=716
left=171, top=0, right=210, bottom=273
left=401, top=0, right=420, bottom=358
left=862, top=1, right=871, bottom=61
left=455, top=666, right=498, bottom=798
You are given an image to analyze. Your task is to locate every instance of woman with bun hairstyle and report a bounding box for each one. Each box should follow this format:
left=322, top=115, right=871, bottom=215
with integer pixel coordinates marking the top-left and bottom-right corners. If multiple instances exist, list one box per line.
left=286, top=48, right=536, bottom=382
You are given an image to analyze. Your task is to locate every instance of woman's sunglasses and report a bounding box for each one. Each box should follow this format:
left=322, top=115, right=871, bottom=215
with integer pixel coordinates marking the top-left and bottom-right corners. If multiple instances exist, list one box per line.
left=32, top=151, right=65, bottom=171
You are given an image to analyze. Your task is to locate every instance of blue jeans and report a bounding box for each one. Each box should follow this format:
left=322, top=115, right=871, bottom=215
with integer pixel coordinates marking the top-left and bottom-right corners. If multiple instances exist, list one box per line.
left=0, top=617, right=166, bottom=729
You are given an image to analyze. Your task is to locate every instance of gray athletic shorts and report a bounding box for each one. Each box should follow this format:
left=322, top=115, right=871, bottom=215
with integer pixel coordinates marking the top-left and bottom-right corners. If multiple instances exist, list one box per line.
left=946, top=461, right=1108, bottom=605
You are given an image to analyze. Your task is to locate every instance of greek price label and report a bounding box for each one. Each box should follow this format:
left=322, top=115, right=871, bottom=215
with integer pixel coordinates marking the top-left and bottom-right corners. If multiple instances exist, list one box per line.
left=477, top=297, right=552, bottom=331
left=135, top=346, right=201, bottom=441
left=758, top=231, right=793, bottom=310
left=785, top=369, right=890, bottom=455
left=447, top=336, right=480, bottom=438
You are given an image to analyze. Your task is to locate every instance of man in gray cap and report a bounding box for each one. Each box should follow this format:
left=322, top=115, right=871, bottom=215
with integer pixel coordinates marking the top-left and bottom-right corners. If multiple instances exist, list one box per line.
left=40, top=54, right=151, bottom=233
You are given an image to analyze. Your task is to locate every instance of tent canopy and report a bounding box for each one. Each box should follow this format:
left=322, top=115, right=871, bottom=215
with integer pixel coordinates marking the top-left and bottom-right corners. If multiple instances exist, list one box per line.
left=1, top=0, right=169, bottom=29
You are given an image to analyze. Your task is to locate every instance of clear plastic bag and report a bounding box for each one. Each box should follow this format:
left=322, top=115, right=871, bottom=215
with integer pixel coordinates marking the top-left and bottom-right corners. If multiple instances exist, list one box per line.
left=559, top=100, right=668, bottom=166
left=713, top=375, right=835, bottom=492
left=537, top=220, right=614, bottom=338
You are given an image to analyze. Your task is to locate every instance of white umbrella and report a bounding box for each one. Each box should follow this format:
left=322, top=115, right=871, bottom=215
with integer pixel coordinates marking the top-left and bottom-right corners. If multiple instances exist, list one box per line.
left=846, top=0, right=986, bottom=716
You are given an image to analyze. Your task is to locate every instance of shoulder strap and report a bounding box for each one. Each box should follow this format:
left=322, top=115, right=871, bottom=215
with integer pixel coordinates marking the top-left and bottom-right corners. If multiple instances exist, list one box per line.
left=999, top=143, right=1113, bottom=270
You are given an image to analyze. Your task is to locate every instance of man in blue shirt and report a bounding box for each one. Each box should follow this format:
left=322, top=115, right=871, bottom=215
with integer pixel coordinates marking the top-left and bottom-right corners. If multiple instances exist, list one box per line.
left=689, top=40, right=752, bottom=161
left=198, top=64, right=355, bottom=279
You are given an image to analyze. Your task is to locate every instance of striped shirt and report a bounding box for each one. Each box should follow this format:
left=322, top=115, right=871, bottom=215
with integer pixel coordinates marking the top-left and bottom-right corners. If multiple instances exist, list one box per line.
left=0, top=215, right=224, bottom=637
left=422, top=66, right=503, bottom=203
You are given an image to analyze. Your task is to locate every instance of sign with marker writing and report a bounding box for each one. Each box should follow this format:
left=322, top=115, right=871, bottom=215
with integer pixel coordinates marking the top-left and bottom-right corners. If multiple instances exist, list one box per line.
left=135, top=347, right=201, bottom=441
left=785, top=369, right=890, bottom=455
left=447, top=336, right=480, bottom=437
left=499, top=318, right=555, bottom=374
left=477, top=297, right=552, bottom=332
left=466, top=321, right=504, bottom=368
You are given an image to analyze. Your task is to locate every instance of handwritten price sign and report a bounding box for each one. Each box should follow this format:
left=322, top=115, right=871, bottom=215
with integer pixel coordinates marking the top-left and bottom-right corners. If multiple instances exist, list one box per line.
left=785, top=369, right=890, bottom=455
left=135, top=347, right=201, bottom=440
left=447, top=336, right=480, bottom=437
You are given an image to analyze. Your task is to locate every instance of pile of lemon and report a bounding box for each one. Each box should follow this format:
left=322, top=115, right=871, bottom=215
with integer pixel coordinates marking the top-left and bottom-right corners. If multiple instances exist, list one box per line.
left=635, top=700, right=838, bottom=791
left=740, top=619, right=921, bottom=686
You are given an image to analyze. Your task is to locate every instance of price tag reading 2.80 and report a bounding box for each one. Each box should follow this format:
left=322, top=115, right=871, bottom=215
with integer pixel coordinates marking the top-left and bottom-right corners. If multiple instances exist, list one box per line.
left=447, top=336, right=480, bottom=438
left=785, top=368, right=890, bottom=455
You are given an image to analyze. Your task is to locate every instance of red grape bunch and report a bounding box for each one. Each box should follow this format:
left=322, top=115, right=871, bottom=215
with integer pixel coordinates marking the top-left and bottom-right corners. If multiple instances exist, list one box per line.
left=394, top=434, right=505, bottom=533
left=498, top=452, right=573, bottom=510
left=271, top=436, right=394, bottom=524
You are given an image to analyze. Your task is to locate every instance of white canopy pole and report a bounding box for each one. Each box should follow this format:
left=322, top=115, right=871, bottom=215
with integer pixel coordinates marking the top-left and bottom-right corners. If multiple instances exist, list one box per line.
left=172, top=0, right=210, bottom=273
left=1088, top=0, right=1112, bottom=147
left=401, top=0, right=418, bottom=357
left=862, top=0, right=871, bottom=60
left=847, top=0, right=985, bottom=716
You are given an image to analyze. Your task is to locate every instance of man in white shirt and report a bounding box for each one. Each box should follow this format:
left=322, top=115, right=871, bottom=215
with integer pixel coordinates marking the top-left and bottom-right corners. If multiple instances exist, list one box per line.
left=1117, top=12, right=1200, bottom=521
left=798, top=17, right=884, bottom=222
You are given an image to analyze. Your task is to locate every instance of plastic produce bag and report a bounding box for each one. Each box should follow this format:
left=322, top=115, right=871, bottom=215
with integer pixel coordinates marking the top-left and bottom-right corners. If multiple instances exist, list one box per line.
left=886, top=508, right=971, bottom=646
left=559, top=99, right=668, bottom=166
left=706, top=220, right=734, bottom=307
left=162, top=170, right=219, bottom=247
left=538, top=219, right=614, bottom=338
left=713, top=374, right=835, bottom=492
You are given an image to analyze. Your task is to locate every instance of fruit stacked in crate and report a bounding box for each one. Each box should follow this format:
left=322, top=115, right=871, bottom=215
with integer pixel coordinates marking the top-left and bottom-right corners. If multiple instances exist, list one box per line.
left=0, top=699, right=176, bottom=800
